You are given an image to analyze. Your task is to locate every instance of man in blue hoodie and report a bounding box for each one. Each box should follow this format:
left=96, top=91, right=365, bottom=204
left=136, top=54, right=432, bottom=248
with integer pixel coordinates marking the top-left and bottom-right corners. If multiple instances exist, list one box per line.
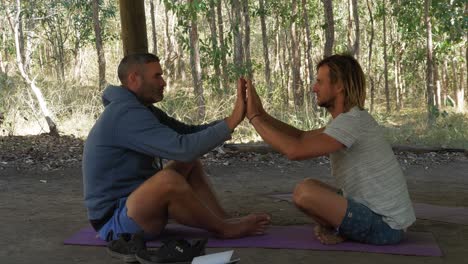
left=83, top=53, right=270, bottom=242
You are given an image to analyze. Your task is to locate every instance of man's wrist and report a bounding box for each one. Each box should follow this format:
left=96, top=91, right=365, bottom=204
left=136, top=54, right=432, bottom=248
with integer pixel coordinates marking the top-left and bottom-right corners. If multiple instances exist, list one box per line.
left=224, top=116, right=236, bottom=133
left=249, top=113, right=262, bottom=123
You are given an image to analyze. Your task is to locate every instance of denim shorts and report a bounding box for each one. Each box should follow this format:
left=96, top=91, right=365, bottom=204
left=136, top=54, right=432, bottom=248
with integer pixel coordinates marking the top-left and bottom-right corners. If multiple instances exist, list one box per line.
left=98, top=197, right=145, bottom=241
left=338, top=199, right=404, bottom=245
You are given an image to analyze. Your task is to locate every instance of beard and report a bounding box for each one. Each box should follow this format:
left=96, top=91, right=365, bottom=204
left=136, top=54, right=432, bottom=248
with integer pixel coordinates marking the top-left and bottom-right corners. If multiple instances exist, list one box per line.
left=317, top=96, right=334, bottom=109
left=141, top=81, right=163, bottom=104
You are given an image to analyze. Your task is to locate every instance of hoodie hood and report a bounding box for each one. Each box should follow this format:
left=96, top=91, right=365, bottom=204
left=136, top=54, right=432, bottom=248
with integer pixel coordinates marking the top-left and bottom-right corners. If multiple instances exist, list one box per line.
left=102, top=85, right=137, bottom=107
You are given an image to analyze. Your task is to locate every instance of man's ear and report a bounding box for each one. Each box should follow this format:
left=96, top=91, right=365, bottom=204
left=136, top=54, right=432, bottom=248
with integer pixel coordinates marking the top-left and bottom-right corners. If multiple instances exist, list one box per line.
left=127, top=71, right=141, bottom=89
left=332, top=81, right=344, bottom=94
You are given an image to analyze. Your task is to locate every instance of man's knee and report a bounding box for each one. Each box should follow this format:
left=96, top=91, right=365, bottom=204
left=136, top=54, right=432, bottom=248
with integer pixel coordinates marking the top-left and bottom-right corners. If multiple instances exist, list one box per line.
left=167, top=159, right=203, bottom=177
left=293, top=178, right=322, bottom=207
left=147, top=170, right=191, bottom=195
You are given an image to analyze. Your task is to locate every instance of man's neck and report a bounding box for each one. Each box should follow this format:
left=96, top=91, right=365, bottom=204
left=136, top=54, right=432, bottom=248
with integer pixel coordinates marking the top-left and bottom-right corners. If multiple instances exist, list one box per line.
left=328, top=102, right=345, bottom=119
left=121, top=85, right=152, bottom=106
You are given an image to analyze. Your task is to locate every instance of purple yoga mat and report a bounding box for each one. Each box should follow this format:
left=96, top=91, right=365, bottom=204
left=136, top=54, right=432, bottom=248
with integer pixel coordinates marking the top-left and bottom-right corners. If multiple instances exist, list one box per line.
left=64, top=224, right=442, bottom=256
left=268, top=194, right=468, bottom=225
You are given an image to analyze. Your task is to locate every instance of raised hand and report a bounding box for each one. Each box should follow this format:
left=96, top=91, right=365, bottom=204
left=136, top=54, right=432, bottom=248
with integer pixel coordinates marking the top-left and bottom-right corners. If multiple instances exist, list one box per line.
left=245, top=79, right=265, bottom=122
left=234, top=77, right=247, bottom=122
left=225, top=78, right=247, bottom=131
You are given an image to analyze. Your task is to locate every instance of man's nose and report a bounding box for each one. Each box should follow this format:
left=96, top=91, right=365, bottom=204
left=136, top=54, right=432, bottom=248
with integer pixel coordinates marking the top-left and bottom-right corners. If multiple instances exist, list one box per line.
left=312, top=84, right=318, bottom=92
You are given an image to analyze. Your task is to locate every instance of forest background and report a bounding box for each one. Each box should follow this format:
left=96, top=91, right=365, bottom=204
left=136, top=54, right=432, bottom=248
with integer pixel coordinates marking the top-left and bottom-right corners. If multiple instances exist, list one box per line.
left=0, top=0, right=466, bottom=148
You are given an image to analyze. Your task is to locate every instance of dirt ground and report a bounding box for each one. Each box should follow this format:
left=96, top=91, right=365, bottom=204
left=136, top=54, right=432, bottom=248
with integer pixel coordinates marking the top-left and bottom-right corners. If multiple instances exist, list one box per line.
left=0, top=135, right=467, bottom=263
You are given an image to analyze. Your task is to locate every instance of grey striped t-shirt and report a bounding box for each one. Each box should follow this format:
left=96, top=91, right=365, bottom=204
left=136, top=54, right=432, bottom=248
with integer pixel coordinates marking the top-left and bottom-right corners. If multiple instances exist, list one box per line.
left=324, top=107, right=416, bottom=230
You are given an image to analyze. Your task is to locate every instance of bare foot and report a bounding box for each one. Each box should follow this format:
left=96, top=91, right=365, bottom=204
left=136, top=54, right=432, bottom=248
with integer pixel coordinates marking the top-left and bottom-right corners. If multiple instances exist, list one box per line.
left=314, top=225, right=345, bottom=245
left=219, top=213, right=271, bottom=239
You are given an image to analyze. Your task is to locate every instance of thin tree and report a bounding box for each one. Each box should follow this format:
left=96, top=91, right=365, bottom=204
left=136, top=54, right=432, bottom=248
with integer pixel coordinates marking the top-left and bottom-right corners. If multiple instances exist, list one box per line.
left=322, top=0, right=334, bottom=57
left=92, top=0, right=106, bottom=90
left=188, top=0, right=205, bottom=120
left=290, top=0, right=303, bottom=107
left=163, top=3, right=174, bottom=86
left=458, top=7, right=467, bottom=112
left=242, top=0, right=252, bottom=79
left=366, top=0, right=375, bottom=112
left=208, top=0, right=221, bottom=93
left=259, top=0, right=272, bottom=98
left=352, top=0, right=360, bottom=59
left=383, top=0, right=390, bottom=113
left=302, top=0, right=317, bottom=112
left=6, top=0, right=59, bottom=136
left=150, top=0, right=158, bottom=55
left=0, top=17, right=9, bottom=74
left=425, top=0, right=435, bottom=123
left=232, top=0, right=244, bottom=73
left=216, top=0, right=228, bottom=91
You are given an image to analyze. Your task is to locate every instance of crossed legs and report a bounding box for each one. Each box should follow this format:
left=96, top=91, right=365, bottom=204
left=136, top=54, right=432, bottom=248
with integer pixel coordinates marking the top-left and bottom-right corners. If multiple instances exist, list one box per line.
left=126, top=159, right=270, bottom=239
left=293, top=178, right=348, bottom=244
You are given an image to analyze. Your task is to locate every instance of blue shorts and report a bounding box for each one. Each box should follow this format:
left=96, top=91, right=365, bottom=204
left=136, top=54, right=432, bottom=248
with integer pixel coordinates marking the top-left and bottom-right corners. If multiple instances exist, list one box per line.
left=338, top=199, right=404, bottom=245
left=98, top=197, right=145, bottom=241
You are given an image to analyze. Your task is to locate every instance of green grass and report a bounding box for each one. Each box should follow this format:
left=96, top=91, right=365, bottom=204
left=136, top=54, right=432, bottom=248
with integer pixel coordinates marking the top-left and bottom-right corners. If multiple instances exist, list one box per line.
left=376, top=108, right=468, bottom=149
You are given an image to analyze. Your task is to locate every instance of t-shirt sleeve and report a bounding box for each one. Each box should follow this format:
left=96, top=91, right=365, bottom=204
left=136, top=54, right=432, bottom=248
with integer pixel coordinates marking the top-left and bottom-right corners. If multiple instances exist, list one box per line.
left=323, top=112, right=361, bottom=148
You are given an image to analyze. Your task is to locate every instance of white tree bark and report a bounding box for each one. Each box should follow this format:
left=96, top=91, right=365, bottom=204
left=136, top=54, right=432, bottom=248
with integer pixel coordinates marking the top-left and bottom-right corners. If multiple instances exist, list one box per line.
left=7, top=0, right=59, bottom=136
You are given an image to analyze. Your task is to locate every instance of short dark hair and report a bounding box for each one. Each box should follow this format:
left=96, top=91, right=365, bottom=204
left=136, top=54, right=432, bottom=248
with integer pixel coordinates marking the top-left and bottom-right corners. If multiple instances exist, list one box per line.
left=317, top=54, right=366, bottom=110
left=117, top=53, right=160, bottom=85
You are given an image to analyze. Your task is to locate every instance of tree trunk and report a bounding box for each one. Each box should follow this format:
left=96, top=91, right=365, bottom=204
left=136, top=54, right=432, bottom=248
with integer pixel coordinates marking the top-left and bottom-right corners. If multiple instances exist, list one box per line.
left=383, top=0, right=390, bottom=113
left=7, top=0, right=59, bottom=136
left=208, top=0, right=221, bottom=93
left=189, top=1, right=205, bottom=120
left=0, top=24, right=8, bottom=74
left=92, top=0, right=107, bottom=90
left=150, top=0, right=158, bottom=55
left=302, top=0, right=317, bottom=112
left=347, top=0, right=352, bottom=52
left=259, top=0, right=272, bottom=98
left=163, top=5, right=174, bottom=87
left=425, top=0, right=435, bottom=123
left=461, top=33, right=467, bottom=112
left=177, top=44, right=186, bottom=82
left=285, top=27, right=293, bottom=107
left=352, top=0, right=360, bottom=59
left=442, top=59, right=449, bottom=106
left=232, top=0, right=244, bottom=74
left=434, top=62, right=441, bottom=108
left=216, top=0, right=228, bottom=91
left=366, top=0, right=375, bottom=112
left=119, top=0, right=148, bottom=55
left=274, top=16, right=281, bottom=74
left=290, top=0, right=303, bottom=107
left=282, top=28, right=290, bottom=107
left=242, top=0, right=252, bottom=79
left=391, top=15, right=401, bottom=111
left=322, top=0, right=334, bottom=57
left=456, top=45, right=466, bottom=112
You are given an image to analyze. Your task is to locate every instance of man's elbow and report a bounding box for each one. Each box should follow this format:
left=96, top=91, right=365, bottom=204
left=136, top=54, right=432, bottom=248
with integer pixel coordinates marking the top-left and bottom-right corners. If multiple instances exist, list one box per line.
left=177, top=150, right=200, bottom=163
left=284, top=148, right=303, bottom=161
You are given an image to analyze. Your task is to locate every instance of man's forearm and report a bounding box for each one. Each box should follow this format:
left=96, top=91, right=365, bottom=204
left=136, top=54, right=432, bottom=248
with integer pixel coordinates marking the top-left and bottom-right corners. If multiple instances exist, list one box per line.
left=262, top=113, right=303, bottom=138
left=250, top=114, right=301, bottom=156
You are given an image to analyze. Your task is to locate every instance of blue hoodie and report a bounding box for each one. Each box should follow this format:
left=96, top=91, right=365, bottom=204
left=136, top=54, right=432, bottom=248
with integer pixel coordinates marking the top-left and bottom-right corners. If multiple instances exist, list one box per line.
left=83, top=85, right=231, bottom=220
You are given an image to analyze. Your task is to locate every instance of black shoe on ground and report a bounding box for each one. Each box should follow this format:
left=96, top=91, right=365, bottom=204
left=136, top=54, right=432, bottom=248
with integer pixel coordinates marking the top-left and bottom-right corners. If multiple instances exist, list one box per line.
left=107, top=232, right=146, bottom=263
left=135, top=238, right=207, bottom=264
